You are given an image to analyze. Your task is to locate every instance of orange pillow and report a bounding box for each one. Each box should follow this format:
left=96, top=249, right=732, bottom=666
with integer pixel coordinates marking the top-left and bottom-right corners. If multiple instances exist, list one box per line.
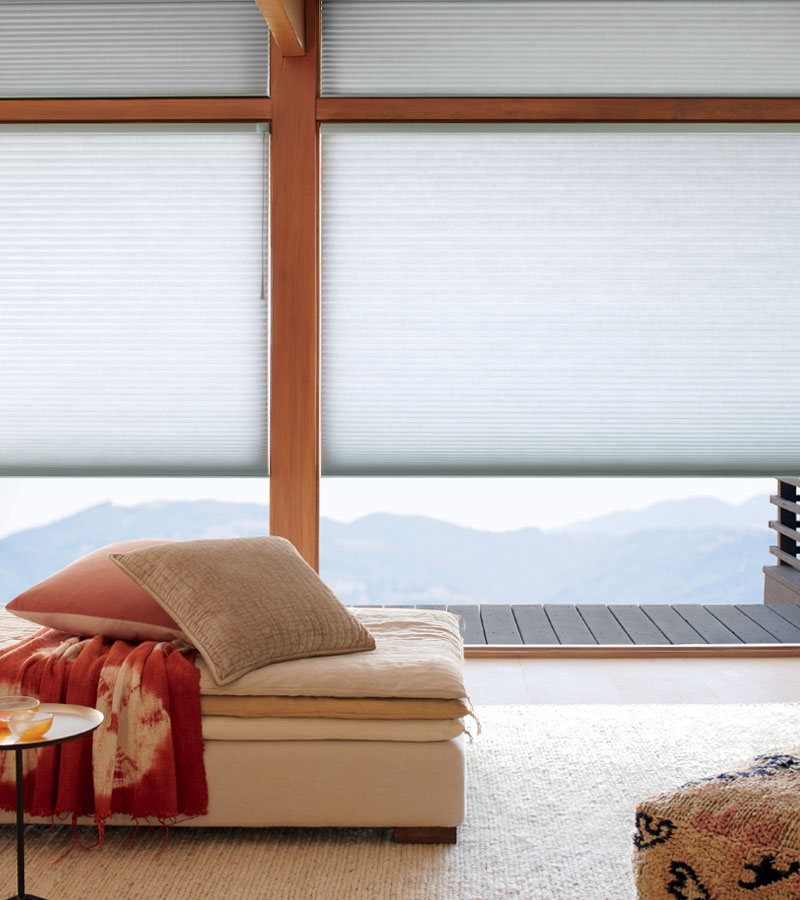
left=7, top=539, right=184, bottom=643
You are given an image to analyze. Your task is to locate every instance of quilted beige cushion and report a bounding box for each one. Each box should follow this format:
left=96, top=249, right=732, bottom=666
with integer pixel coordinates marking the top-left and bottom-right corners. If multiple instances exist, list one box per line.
left=110, top=537, right=375, bottom=686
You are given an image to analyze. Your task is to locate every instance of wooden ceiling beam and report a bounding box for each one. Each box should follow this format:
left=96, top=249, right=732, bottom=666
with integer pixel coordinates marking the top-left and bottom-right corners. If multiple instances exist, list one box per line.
left=255, top=0, right=305, bottom=56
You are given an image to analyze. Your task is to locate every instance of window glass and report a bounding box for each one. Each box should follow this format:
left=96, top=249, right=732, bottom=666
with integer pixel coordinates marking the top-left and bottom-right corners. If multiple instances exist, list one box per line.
left=320, top=477, right=772, bottom=608
left=322, top=125, right=800, bottom=476
left=0, top=126, right=269, bottom=476
left=0, top=0, right=269, bottom=98
left=322, top=0, right=800, bottom=97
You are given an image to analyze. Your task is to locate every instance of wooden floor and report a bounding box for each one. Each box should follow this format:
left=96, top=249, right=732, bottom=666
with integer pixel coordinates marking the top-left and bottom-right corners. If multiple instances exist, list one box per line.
left=379, top=603, right=800, bottom=646
left=465, top=656, right=800, bottom=704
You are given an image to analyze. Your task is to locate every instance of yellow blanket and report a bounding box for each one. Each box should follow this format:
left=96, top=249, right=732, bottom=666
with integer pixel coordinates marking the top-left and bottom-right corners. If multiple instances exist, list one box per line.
left=200, top=694, right=469, bottom=719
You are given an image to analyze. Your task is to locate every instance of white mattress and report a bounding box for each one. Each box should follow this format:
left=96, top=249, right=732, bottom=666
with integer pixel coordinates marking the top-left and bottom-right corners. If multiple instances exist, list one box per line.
left=196, top=608, right=466, bottom=699
left=201, top=715, right=466, bottom=742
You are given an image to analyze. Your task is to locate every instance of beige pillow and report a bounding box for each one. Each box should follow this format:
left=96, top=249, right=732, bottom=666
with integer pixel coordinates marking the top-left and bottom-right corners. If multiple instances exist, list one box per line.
left=110, top=537, right=375, bottom=685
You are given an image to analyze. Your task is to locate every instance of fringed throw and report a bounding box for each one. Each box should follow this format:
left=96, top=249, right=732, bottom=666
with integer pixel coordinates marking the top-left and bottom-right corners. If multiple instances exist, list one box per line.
left=0, top=628, right=207, bottom=840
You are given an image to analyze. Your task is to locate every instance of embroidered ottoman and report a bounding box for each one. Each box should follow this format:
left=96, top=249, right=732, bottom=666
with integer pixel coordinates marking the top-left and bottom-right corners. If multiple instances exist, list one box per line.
left=633, top=753, right=800, bottom=900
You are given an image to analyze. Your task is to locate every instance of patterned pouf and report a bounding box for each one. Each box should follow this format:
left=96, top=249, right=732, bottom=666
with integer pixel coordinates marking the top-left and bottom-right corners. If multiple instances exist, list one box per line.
left=633, top=753, right=800, bottom=899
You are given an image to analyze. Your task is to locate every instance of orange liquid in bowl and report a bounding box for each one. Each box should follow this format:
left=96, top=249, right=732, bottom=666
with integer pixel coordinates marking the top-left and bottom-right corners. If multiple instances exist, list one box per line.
left=8, top=711, right=53, bottom=743
left=0, top=697, right=39, bottom=737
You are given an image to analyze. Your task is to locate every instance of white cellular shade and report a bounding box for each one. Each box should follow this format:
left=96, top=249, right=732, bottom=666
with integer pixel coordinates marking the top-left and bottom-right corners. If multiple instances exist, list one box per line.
left=321, top=0, right=800, bottom=97
left=0, top=127, right=268, bottom=475
left=321, top=126, right=800, bottom=476
left=0, top=1, right=268, bottom=97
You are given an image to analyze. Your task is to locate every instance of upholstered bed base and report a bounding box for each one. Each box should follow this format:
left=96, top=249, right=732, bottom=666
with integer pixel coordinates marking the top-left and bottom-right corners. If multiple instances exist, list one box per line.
left=198, top=736, right=465, bottom=828
left=0, top=736, right=465, bottom=840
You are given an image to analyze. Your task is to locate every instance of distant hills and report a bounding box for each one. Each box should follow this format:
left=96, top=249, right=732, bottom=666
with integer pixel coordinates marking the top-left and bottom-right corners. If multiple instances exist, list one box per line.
left=556, top=494, right=769, bottom=536
left=0, top=496, right=771, bottom=608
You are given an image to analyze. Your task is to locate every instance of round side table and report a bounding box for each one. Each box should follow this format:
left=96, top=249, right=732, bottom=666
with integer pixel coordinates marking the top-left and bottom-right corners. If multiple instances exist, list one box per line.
left=0, top=703, right=104, bottom=900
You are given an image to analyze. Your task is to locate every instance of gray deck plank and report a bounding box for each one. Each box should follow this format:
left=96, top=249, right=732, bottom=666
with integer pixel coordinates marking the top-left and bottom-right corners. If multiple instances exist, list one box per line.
left=512, top=605, right=559, bottom=644
left=706, top=605, right=781, bottom=644
left=371, top=602, right=800, bottom=646
left=608, top=606, right=670, bottom=645
left=544, top=605, right=597, bottom=645
left=641, top=605, right=706, bottom=644
left=480, top=605, right=523, bottom=644
left=736, top=604, right=800, bottom=643
left=576, top=605, right=632, bottom=644
left=672, top=605, right=742, bottom=644
left=767, top=603, right=800, bottom=631
left=448, top=605, right=486, bottom=644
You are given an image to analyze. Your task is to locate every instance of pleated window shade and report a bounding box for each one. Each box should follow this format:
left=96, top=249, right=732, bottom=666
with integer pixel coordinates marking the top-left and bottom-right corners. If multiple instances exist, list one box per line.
left=320, top=125, right=800, bottom=476
left=321, top=0, right=800, bottom=97
left=0, top=0, right=269, bottom=98
left=0, top=126, right=269, bottom=476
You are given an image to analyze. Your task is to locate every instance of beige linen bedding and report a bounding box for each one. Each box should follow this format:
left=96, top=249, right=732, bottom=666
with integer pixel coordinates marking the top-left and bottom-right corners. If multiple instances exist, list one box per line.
left=201, top=716, right=466, bottom=742
left=196, top=608, right=465, bottom=699
left=0, top=609, right=43, bottom=644
left=200, top=694, right=469, bottom=719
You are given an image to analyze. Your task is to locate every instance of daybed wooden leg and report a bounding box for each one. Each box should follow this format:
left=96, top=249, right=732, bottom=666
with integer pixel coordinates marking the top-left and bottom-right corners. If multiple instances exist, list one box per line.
left=393, top=826, right=457, bottom=844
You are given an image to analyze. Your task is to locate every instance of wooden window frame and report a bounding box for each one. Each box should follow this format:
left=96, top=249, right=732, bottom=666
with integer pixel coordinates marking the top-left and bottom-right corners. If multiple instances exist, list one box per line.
left=2, top=1, right=799, bottom=569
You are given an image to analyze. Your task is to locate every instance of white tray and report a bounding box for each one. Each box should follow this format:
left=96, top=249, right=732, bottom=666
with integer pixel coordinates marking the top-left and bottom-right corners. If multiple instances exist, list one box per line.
left=0, top=702, right=104, bottom=749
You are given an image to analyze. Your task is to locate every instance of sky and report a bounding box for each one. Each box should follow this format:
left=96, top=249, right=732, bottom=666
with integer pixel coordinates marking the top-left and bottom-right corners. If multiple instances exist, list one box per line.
left=0, top=476, right=772, bottom=540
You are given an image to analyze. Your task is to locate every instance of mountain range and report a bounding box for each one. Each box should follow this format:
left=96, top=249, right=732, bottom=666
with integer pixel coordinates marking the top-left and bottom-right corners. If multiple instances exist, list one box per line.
left=557, top=494, right=768, bottom=536
left=0, top=495, right=772, bottom=607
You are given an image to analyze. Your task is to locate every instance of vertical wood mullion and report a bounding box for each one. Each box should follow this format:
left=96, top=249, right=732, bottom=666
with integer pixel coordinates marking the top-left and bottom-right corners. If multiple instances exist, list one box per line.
left=269, top=0, right=320, bottom=568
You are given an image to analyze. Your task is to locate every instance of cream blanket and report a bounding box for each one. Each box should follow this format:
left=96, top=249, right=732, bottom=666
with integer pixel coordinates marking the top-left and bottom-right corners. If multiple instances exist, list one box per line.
left=196, top=608, right=466, bottom=699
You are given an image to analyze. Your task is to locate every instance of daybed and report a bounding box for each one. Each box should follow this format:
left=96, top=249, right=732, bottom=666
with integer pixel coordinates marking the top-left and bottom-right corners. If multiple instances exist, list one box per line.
left=0, top=607, right=468, bottom=843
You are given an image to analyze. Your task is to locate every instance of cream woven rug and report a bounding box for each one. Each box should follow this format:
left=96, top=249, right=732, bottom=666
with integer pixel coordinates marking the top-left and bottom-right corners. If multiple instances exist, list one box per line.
left=2, top=704, right=799, bottom=900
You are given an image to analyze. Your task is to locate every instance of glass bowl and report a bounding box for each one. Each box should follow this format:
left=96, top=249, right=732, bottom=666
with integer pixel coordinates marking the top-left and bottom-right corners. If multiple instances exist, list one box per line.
left=0, top=696, right=39, bottom=736
left=8, top=710, right=54, bottom=743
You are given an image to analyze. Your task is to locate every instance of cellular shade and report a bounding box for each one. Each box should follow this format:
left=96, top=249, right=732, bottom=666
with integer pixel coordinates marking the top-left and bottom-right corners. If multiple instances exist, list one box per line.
left=321, top=0, right=800, bottom=97
left=0, top=0, right=268, bottom=97
left=0, top=126, right=269, bottom=475
left=321, top=125, right=800, bottom=476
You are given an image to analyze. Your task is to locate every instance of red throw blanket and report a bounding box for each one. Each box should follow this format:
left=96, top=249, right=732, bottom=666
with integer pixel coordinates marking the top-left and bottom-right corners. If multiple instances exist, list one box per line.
left=0, top=628, right=207, bottom=837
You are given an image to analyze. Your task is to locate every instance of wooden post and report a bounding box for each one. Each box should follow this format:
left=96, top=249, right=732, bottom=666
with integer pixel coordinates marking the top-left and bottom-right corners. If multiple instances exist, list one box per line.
left=765, top=478, right=800, bottom=607
left=254, top=0, right=305, bottom=56
left=779, top=477, right=799, bottom=562
left=268, top=0, right=320, bottom=568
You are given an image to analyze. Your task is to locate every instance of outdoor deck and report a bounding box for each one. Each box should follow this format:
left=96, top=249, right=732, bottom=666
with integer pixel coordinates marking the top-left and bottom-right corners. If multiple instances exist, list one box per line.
left=365, top=603, right=800, bottom=646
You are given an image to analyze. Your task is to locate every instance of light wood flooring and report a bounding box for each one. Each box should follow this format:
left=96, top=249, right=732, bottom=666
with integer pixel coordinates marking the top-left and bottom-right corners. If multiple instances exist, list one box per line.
left=464, top=657, right=800, bottom=705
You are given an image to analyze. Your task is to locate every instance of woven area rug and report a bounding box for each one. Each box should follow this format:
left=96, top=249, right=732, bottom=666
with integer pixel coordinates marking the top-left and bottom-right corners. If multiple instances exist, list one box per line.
left=2, top=703, right=799, bottom=900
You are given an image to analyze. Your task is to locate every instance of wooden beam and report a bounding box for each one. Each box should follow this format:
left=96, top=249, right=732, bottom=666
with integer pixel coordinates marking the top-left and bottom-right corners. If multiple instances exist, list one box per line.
left=771, top=495, right=800, bottom=517
left=317, top=97, right=800, bottom=123
left=0, top=98, right=272, bottom=123
left=268, top=0, right=320, bottom=568
left=255, top=0, right=305, bottom=56
left=770, top=546, right=800, bottom=572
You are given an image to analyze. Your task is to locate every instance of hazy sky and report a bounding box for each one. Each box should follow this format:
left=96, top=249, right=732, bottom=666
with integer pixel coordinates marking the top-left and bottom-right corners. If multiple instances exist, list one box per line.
left=0, top=476, right=772, bottom=539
